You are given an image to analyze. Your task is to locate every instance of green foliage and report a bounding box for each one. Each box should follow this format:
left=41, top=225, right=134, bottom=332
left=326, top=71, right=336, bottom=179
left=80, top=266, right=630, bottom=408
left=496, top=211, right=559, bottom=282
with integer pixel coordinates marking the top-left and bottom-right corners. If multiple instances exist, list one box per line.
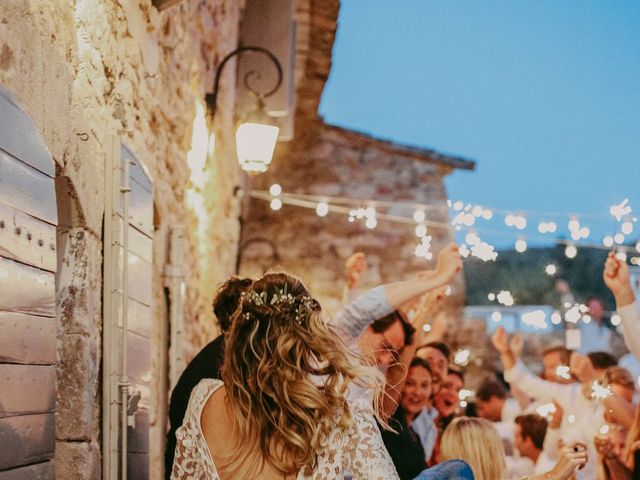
left=464, top=245, right=615, bottom=310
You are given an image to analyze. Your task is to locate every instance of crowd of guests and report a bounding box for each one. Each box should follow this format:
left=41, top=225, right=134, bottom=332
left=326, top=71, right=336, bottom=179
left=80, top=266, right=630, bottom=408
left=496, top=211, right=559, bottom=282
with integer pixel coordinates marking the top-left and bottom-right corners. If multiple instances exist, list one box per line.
left=165, top=247, right=640, bottom=479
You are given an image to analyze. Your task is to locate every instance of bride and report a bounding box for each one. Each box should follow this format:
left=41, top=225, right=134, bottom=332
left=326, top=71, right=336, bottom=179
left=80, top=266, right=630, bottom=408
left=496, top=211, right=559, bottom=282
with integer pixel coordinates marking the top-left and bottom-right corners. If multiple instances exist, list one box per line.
left=170, top=272, right=400, bottom=479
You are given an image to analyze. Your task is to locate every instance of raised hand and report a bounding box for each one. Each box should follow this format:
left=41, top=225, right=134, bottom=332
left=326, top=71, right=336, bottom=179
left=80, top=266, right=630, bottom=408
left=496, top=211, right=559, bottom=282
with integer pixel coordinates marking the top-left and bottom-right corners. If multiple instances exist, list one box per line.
left=509, top=333, right=524, bottom=359
left=345, top=252, right=367, bottom=289
left=549, top=399, right=564, bottom=429
left=570, top=352, right=597, bottom=383
left=603, top=252, right=635, bottom=307
left=491, top=326, right=510, bottom=354
left=547, top=441, right=588, bottom=478
left=434, top=243, right=462, bottom=283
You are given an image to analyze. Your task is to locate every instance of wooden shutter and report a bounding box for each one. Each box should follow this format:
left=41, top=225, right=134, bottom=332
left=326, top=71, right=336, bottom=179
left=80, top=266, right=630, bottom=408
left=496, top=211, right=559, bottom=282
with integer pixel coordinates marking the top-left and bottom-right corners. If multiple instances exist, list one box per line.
left=0, top=89, right=57, bottom=479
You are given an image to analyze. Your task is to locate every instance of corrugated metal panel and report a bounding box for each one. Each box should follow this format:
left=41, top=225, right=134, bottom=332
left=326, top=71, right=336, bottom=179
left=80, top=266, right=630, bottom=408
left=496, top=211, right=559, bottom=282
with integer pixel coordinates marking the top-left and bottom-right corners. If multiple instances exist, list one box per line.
left=0, top=149, right=57, bottom=226
left=0, top=256, right=55, bottom=317
left=0, top=461, right=54, bottom=480
left=0, top=203, right=56, bottom=272
left=0, top=413, right=55, bottom=470
left=0, top=313, right=56, bottom=365
left=0, top=365, right=56, bottom=417
left=0, top=90, right=54, bottom=178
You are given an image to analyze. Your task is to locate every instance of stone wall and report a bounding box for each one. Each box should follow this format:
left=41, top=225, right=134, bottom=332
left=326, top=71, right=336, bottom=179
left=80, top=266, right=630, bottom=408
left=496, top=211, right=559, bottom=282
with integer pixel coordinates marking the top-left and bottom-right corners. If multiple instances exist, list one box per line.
left=240, top=124, right=471, bottom=316
left=239, top=0, right=474, bottom=318
left=0, top=1, right=244, bottom=478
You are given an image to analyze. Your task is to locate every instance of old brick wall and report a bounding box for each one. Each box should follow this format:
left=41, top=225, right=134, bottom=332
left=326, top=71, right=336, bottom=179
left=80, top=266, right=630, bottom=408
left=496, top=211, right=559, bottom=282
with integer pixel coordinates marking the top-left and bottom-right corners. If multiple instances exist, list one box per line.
left=0, top=0, right=243, bottom=478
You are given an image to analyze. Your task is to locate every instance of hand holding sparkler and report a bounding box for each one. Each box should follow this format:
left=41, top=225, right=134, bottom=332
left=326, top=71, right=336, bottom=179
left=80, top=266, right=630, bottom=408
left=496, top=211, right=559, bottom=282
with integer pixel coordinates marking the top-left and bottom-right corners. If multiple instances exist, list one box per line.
left=603, top=252, right=635, bottom=308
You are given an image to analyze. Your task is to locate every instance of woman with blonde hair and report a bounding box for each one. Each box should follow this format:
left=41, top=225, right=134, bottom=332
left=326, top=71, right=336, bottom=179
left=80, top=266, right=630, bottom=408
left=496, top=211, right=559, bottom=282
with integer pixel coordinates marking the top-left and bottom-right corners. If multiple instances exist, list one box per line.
left=170, top=272, right=399, bottom=479
left=439, top=416, right=588, bottom=480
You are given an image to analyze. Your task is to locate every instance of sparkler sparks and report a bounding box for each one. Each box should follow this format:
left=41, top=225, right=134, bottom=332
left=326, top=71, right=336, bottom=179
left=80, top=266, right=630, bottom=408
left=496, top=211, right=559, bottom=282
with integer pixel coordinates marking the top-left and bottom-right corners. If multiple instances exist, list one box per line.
left=556, top=365, right=571, bottom=380
left=610, top=199, right=632, bottom=222
left=591, top=380, right=612, bottom=400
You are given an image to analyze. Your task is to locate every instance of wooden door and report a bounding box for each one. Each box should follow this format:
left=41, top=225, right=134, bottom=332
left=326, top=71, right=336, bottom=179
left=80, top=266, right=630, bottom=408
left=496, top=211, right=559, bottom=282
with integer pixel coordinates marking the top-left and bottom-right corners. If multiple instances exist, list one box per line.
left=0, top=89, right=57, bottom=479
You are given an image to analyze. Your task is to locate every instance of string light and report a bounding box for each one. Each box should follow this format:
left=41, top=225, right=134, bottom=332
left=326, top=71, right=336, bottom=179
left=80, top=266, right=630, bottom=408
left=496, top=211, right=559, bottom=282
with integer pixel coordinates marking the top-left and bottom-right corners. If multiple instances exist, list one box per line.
left=316, top=201, right=329, bottom=217
left=491, top=311, right=502, bottom=322
left=415, top=224, right=428, bottom=238
left=615, top=233, right=625, bottom=244
left=582, top=314, right=592, bottom=324
left=497, top=290, right=514, bottom=307
left=488, top=293, right=496, bottom=301
left=545, top=264, right=557, bottom=276
left=551, top=311, right=562, bottom=324
left=622, top=221, right=633, bottom=235
left=269, top=183, right=282, bottom=196
left=611, top=314, right=621, bottom=326
left=565, top=305, right=581, bottom=323
left=481, top=209, right=493, bottom=220
left=603, top=235, right=614, bottom=247
left=515, top=238, right=527, bottom=253
left=565, top=244, right=578, bottom=259
left=270, top=198, right=282, bottom=210
left=413, top=210, right=426, bottom=223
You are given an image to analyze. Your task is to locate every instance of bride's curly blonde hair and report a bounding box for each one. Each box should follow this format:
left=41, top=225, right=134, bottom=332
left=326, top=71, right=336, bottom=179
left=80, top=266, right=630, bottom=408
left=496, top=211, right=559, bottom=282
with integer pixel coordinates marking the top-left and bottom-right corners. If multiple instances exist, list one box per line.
left=220, top=272, right=384, bottom=478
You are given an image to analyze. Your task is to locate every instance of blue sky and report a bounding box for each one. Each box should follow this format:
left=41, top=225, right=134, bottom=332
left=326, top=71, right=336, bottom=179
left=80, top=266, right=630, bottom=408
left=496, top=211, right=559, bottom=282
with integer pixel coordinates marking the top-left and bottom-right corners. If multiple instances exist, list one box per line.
left=320, top=1, right=640, bottom=249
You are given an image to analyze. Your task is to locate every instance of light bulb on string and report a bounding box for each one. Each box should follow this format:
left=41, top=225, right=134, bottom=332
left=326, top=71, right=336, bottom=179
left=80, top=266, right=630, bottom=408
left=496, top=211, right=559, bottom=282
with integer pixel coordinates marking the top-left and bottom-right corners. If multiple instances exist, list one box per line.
left=622, top=221, right=633, bottom=235
left=615, top=233, right=625, bottom=244
left=545, top=264, right=557, bottom=276
left=316, top=201, right=329, bottom=217
left=611, top=314, right=621, bottom=326
left=482, top=209, right=493, bottom=220
left=415, top=224, right=428, bottom=238
left=551, top=311, right=562, bottom=324
left=565, top=244, right=578, bottom=259
left=365, top=217, right=377, bottom=229
left=603, top=236, right=614, bottom=248
left=515, top=238, right=527, bottom=253
left=269, top=183, right=282, bottom=196
left=270, top=198, right=282, bottom=210
left=568, top=217, right=580, bottom=232
left=413, top=210, right=426, bottom=223
left=453, top=201, right=463, bottom=211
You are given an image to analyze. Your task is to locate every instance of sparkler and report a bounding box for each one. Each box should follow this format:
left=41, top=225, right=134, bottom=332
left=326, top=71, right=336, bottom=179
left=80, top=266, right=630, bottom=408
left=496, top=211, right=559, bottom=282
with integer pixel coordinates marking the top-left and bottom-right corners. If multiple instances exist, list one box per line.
left=555, top=365, right=571, bottom=380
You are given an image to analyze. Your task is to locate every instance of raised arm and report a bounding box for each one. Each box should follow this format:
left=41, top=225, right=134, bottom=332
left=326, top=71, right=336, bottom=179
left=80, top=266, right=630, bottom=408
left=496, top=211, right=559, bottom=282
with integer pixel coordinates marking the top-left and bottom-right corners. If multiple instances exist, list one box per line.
left=604, top=252, right=640, bottom=358
left=331, top=244, right=461, bottom=343
left=491, top=327, right=574, bottom=407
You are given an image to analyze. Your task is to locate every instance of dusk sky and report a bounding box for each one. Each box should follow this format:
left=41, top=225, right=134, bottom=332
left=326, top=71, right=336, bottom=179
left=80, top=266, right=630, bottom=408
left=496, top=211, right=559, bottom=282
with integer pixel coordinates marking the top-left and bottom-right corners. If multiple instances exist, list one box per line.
left=320, top=0, right=640, bottom=249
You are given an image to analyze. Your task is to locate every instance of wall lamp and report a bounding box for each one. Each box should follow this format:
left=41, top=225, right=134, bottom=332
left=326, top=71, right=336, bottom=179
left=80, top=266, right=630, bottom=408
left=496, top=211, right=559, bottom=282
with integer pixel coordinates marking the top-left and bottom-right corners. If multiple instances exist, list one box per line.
left=206, top=46, right=283, bottom=174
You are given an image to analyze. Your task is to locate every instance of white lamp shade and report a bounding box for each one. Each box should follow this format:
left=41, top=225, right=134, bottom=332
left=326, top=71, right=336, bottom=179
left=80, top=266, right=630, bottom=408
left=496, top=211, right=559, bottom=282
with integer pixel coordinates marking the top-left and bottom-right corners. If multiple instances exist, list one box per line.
left=235, top=122, right=280, bottom=173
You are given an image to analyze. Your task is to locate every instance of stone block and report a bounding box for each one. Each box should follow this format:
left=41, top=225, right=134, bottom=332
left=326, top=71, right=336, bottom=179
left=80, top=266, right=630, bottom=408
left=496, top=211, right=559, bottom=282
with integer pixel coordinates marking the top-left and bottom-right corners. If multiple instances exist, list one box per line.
left=56, top=333, right=100, bottom=441
left=54, top=441, right=101, bottom=480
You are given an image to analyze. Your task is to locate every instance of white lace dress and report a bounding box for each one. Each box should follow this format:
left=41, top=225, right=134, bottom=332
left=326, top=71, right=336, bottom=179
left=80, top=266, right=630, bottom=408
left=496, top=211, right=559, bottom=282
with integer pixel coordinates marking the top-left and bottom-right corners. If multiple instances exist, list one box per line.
left=170, top=379, right=400, bottom=480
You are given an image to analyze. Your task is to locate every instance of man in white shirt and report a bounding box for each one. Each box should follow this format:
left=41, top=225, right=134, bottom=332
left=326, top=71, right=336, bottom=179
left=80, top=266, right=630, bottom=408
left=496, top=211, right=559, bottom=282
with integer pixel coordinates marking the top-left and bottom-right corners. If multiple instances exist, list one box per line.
left=514, top=414, right=555, bottom=474
left=492, top=326, right=605, bottom=480
left=577, top=296, right=612, bottom=354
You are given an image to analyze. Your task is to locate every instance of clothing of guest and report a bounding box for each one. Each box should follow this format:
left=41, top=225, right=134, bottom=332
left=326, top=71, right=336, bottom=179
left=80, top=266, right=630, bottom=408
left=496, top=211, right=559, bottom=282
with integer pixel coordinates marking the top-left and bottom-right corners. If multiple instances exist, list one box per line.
left=619, top=301, right=640, bottom=359
left=411, top=407, right=438, bottom=462
left=504, top=361, right=605, bottom=480
left=380, top=404, right=427, bottom=480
